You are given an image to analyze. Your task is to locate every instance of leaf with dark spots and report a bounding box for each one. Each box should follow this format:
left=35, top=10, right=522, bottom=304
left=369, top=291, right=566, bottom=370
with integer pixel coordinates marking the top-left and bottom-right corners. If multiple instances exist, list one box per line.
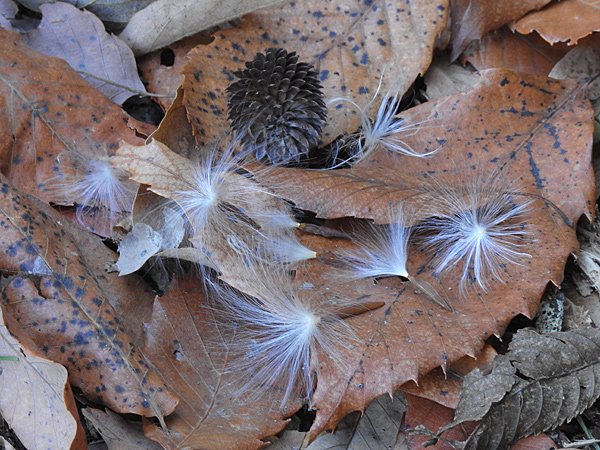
left=142, top=273, right=296, bottom=450
left=0, top=28, right=149, bottom=207
left=0, top=174, right=178, bottom=422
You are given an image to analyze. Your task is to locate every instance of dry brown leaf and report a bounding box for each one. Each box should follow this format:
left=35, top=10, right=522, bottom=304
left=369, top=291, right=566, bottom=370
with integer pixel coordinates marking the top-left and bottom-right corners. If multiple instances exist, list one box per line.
left=511, top=0, right=600, bottom=46
left=404, top=393, right=556, bottom=450
left=0, top=304, right=87, bottom=450
left=137, top=33, right=213, bottom=111
left=460, top=26, right=571, bottom=75
left=82, top=408, right=163, bottom=450
left=0, top=174, right=179, bottom=421
left=423, top=52, right=479, bottom=100
left=247, top=69, right=594, bottom=439
left=119, top=0, right=286, bottom=55
left=179, top=0, right=448, bottom=146
left=0, top=28, right=148, bottom=206
left=449, top=0, right=551, bottom=61
left=141, top=273, right=298, bottom=450
left=255, top=69, right=593, bottom=224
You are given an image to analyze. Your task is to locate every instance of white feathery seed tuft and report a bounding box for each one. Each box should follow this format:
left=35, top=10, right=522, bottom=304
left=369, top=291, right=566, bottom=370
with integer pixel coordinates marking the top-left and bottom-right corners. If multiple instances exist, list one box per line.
left=419, top=175, right=534, bottom=292
left=50, top=151, right=138, bottom=225
left=206, top=265, right=356, bottom=407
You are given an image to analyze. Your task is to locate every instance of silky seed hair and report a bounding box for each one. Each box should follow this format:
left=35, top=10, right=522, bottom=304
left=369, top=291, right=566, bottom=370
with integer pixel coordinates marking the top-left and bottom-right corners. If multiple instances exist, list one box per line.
left=48, top=150, right=138, bottom=226
left=227, top=47, right=328, bottom=165
left=417, top=173, right=534, bottom=292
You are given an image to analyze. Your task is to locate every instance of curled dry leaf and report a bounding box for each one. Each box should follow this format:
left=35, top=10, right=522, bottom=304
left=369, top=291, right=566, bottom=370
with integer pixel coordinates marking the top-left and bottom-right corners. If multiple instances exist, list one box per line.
left=119, top=0, right=286, bottom=55
left=511, top=0, right=600, bottom=46
left=0, top=304, right=87, bottom=450
left=0, top=174, right=179, bottom=421
left=412, top=327, right=600, bottom=450
left=460, top=26, right=571, bottom=75
left=179, top=0, right=448, bottom=146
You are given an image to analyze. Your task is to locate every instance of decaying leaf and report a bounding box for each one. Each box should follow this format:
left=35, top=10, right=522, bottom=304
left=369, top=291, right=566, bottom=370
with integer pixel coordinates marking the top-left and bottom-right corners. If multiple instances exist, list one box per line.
left=0, top=304, right=87, bottom=450
left=511, top=0, right=600, bottom=46
left=82, top=408, right=163, bottom=450
left=411, top=327, right=600, bottom=450
left=459, top=26, right=571, bottom=75
left=179, top=0, right=448, bottom=146
left=14, top=2, right=148, bottom=105
left=119, top=0, right=286, bottom=55
left=0, top=174, right=179, bottom=422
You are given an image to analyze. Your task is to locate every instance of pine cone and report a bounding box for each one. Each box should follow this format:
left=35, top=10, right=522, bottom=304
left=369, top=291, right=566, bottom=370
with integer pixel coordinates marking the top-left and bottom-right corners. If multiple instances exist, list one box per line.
left=227, top=48, right=327, bottom=164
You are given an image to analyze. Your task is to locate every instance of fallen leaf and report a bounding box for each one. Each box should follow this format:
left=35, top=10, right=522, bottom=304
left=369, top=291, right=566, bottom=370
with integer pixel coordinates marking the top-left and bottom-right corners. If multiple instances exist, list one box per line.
left=0, top=27, right=147, bottom=207
left=82, top=408, right=163, bottom=450
left=548, top=33, right=600, bottom=99
left=137, top=33, right=213, bottom=110
left=179, top=0, right=449, bottom=146
left=14, top=2, right=148, bottom=105
left=141, top=273, right=297, bottom=450
left=449, top=0, right=551, bottom=61
left=423, top=52, right=479, bottom=100
left=255, top=69, right=593, bottom=225
left=511, top=0, right=600, bottom=46
left=119, top=0, right=287, bottom=55
left=12, top=0, right=156, bottom=29
left=460, top=25, right=571, bottom=75
left=0, top=174, right=179, bottom=421
left=250, top=69, right=594, bottom=439
left=0, top=303, right=87, bottom=450
left=417, top=327, right=600, bottom=449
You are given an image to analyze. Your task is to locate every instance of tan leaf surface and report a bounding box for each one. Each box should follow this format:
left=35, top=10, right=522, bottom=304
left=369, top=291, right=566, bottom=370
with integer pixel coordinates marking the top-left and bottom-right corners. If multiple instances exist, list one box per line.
left=423, top=52, right=479, bottom=100
left=511, top=0, right=600, bottom=46
left=141, top=274, right=297, bottom=450
left=0, top=28, right=147, bottom=205
left=180, top=0, right=448, bottom=146
left=460, top=26, right=571, bottom=75
left=119, top=0, right=287, bottom=55
left=0, top=304, right=87, bottom=450
left=0, top=174, right=179, bottom=420
left=82, top=408, right=163, bottom=450
left=449, top=0, right=551, bottom=61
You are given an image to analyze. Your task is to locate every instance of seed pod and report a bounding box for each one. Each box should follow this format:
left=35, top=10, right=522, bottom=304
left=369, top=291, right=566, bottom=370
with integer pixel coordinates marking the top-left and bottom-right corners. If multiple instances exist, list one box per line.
left=227, top=48, right=327, bottom=164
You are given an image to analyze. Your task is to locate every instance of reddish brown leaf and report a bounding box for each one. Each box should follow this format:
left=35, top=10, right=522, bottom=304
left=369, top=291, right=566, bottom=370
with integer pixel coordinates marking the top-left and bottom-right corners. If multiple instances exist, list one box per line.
left=247, top=70, right=595, bottom=439
left=0, top=174, right=179, bottom=421
left=0, top=28, right=148, bottom=206
left=179, top=0, right=448, bottom=146
left=255, top=69, right=593, bottom=225
left=511, top=0, right=600, bottom=46
left=141, top=273, right=297, bottom=450
left=460, top=26, right=571, bottom=75
left=449, top=0, right=551, bottom=61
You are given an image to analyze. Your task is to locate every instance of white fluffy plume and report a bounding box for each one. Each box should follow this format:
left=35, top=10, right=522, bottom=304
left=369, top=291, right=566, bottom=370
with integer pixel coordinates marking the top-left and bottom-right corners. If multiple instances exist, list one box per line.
left=206, top=265, right=357, bottom=407
left=419, top=174, right=534, bottom=292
